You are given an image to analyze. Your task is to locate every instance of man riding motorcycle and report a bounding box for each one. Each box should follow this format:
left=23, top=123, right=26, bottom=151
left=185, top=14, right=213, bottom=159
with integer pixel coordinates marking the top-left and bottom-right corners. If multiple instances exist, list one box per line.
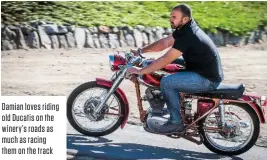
left=126, top=4, right=224, bottom=133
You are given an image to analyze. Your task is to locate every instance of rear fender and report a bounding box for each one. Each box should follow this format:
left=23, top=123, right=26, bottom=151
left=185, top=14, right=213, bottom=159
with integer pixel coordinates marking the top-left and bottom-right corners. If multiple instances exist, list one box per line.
left=96, top=78, right=129, bottom=129
left=241, top=95, right=266, bottom=124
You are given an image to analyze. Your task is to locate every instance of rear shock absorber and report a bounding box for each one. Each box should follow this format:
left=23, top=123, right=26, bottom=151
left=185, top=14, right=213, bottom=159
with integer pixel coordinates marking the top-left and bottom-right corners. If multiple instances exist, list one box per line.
left=219, top=99, right=225, bottom=127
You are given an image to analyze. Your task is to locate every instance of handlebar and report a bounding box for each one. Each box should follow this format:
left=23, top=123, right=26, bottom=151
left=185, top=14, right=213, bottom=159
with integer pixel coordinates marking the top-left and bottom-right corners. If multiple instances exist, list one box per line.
left=124, top=50, right=145, bottom=66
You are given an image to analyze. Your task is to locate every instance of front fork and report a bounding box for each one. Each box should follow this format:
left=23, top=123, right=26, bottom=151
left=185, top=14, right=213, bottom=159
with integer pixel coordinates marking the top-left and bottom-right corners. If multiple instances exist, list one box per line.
left=93, top=68, right=127, bottom=117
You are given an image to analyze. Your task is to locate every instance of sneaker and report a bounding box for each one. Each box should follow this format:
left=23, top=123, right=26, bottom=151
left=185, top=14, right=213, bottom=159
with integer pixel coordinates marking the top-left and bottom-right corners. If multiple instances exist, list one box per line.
left=157, top=121, right=184, bottom=133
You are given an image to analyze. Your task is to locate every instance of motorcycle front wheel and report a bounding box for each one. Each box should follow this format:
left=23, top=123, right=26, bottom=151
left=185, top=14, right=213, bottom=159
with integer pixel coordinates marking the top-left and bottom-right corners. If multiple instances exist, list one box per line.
left=199, top=102, right=260, bottom=155
left=67, top=81, right=126, bottom=137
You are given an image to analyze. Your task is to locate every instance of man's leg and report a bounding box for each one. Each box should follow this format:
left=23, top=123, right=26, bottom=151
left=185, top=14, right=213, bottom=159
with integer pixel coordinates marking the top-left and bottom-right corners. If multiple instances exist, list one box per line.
left=158, top=71, right=218, bottom=133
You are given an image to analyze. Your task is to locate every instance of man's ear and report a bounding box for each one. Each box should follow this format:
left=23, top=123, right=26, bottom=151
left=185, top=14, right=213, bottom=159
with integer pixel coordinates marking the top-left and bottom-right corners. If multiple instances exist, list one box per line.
left=183, top=17, right=190, bottom=23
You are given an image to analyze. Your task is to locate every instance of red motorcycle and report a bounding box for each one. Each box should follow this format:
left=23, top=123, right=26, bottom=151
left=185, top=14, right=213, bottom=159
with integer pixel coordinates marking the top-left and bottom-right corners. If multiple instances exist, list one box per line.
left=67, top=51, right=267, bottom=155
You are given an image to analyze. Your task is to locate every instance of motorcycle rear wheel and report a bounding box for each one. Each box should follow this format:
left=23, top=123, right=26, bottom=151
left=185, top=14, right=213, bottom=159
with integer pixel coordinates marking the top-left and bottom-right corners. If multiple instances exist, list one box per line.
left=67, top=81, right=126, bottom=137
left=199, top=102, right=260, bottom=155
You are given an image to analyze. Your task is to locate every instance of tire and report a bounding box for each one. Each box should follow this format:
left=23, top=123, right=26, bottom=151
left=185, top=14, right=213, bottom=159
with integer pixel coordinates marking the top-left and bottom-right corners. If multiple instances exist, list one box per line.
left=67, top=81, right=126, bottom=137
left=199, top=103, right=260, bottom=155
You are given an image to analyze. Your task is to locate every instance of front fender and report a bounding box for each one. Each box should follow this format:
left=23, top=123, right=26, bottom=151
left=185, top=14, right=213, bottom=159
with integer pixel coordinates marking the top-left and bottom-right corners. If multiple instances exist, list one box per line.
left=242, top=95, right=266, bottom=124
left=96, top=78, right=129, bottom=128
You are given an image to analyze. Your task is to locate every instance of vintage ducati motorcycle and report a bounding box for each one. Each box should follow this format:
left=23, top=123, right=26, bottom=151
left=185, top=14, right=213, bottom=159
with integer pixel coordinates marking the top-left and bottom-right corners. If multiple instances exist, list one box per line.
left=67, top=51, right=267, bottom=155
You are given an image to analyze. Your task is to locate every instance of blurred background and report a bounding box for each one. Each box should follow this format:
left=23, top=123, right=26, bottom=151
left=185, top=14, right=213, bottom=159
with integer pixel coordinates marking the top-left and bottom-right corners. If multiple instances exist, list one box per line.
left=1, top=1, right=267, bottom=50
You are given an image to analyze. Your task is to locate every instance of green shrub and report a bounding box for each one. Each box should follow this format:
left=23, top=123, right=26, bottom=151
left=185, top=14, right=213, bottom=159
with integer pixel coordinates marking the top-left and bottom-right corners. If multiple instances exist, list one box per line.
left=1, top=1, right=267, bottom=36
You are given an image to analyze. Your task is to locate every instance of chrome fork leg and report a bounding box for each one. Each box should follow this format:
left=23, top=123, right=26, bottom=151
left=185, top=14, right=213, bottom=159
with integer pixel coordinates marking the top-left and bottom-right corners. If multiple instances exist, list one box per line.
left=219, top=99, right=225, bottom=127
left=93, top=68, right=127, bottom=117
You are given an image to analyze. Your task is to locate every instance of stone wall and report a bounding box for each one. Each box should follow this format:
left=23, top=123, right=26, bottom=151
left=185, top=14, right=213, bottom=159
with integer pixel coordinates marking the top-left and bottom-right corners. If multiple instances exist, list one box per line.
left=1, top=21, right=267, bottom=50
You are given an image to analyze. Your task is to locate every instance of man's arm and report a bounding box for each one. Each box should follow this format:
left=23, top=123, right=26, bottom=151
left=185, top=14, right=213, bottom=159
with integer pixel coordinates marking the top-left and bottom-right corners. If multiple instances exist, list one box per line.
left=132, top=34, right=175, bottom=55
left=142, top=34, right=175, bottom=53
left=139, top=48, right=182, bottom=74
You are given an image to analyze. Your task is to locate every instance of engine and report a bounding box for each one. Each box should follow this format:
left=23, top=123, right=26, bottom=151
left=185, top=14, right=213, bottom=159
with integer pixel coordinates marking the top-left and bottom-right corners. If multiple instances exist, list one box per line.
left=144, top=88, right=165, bottom=110
left=143, top=88, right=168, bottom=133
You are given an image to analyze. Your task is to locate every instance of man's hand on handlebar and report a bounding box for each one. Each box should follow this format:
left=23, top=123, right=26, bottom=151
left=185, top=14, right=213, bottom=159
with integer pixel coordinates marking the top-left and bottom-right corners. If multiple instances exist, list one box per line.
left=126, top=67, right=143, bottom=76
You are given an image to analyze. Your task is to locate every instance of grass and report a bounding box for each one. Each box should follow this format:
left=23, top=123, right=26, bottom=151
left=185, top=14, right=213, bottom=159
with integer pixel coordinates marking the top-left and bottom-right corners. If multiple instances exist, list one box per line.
left=1, top=1, right=267, bottom=36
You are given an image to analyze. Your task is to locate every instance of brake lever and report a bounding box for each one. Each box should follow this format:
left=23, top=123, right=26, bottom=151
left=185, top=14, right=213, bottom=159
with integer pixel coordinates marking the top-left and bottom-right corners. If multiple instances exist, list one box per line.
left=137, top=48, right=146, bottom=59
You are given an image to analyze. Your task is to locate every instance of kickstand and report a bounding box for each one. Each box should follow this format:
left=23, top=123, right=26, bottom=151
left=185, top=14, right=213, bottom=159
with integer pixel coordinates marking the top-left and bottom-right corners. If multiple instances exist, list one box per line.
left=182, top=134, right=203, bottom=145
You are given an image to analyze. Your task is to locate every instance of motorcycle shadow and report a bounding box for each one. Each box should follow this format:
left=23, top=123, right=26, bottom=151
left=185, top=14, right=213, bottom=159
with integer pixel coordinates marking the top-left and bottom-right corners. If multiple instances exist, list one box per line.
left=67, top=134, right=112, bottom=143
left=67, top=134, right=243, bottom=160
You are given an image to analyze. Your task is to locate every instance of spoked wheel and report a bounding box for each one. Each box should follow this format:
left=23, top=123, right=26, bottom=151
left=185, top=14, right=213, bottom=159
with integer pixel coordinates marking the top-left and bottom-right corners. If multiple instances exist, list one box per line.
left=199, top=103, right=260, bottom=155
left=67, top=81, right=125, bottom=137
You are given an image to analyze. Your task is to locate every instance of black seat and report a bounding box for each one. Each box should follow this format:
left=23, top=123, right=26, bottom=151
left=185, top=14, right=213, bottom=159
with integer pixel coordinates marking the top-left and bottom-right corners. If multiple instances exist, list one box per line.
left=195, top=83, right=245, bottom=99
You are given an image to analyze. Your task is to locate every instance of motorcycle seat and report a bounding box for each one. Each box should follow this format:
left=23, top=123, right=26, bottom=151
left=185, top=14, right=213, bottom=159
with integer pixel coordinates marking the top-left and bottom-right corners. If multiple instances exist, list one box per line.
left=195, top=83, right=245, bottom=99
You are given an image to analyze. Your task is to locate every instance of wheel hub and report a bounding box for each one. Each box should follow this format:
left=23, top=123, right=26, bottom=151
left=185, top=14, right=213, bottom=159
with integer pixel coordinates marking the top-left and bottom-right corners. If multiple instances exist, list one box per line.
left=220, top=116, right=242, bottom=138
left=83, top=97, right=108, bottom=121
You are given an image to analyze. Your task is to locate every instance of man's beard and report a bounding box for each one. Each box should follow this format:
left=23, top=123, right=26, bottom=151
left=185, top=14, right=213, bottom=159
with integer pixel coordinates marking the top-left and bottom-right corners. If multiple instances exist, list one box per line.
left=170, top=23, right=176, bottom=29
left=171, top=21, right=183, bottom=29
left=174, top=23, right=183, bottom=29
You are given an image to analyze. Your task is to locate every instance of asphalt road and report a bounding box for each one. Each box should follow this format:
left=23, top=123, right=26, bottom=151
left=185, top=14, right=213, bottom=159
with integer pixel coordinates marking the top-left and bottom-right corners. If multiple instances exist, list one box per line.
left=67, top=122, right=267, bottom=160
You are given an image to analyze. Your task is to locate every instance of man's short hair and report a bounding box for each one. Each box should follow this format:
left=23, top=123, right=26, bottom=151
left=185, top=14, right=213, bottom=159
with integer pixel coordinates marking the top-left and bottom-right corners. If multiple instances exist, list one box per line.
left=172, top=4, right=192, bottom=19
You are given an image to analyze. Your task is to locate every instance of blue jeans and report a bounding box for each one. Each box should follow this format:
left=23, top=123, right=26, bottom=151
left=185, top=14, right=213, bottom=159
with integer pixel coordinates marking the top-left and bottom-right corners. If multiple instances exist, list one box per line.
left=160, top=71, right=220, bottom=124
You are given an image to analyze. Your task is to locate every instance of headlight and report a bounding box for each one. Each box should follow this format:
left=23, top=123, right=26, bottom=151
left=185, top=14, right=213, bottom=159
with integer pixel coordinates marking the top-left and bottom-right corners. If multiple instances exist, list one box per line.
left=108, top=54, right=126, bottom=71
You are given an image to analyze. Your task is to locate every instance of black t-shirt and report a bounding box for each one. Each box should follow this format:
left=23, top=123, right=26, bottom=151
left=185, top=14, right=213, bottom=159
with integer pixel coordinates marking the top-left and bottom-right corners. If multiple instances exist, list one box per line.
left=172, top=19, right=224, bottom=82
